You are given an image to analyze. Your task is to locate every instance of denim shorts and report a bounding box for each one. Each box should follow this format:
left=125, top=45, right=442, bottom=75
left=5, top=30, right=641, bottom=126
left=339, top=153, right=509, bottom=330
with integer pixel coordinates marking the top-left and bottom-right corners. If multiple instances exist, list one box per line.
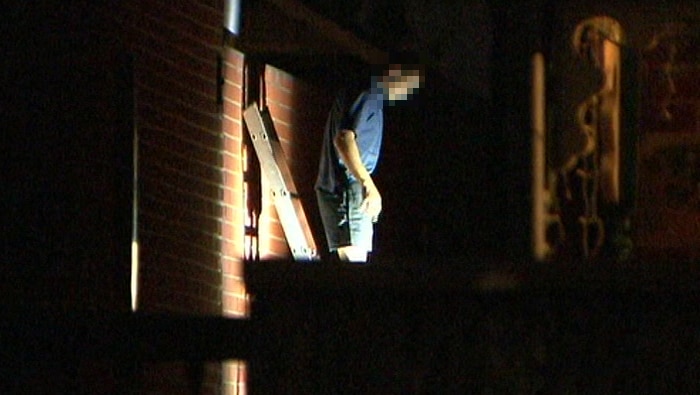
left=316, top=182, right=374, bottom=253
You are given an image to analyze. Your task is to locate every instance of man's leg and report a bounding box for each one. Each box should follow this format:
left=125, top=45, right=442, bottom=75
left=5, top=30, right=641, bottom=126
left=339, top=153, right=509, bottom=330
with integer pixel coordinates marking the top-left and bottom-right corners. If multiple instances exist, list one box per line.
left=340, top=182, right=373, bottom=264
left=316, top=183, right=374, bottom=264
left=336, top=246, right=369, bottom=263
left=316, top=188, right=349, bottom=260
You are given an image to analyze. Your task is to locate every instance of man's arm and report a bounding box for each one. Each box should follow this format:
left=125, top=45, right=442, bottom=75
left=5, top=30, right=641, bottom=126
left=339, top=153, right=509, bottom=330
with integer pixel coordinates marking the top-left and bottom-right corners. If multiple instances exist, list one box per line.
left=333, top=129, right=382, bottom=219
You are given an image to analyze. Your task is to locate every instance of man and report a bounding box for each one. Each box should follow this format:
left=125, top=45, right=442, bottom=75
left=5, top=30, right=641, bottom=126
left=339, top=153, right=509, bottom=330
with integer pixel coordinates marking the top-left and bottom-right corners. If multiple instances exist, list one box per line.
left=315, top=62, right=423, bottom=263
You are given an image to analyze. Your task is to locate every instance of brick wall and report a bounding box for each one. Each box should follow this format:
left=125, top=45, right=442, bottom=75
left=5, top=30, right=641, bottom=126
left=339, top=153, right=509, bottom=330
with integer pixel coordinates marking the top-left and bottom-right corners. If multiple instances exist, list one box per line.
left=119, top=0, right=225, bottom=315
left=119, top=0, right=332, bottom=391
left=110, top=0, right=231, bottom=392
left=220, top=47, right=248, bottom=394
left=6, top=0, right=341, bottom=392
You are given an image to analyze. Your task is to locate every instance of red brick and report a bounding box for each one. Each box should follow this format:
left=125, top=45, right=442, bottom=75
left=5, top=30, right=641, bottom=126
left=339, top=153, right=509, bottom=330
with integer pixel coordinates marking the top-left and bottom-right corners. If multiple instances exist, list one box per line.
left=264, top=234, right=291, bottom=258
left=221, top=238, right=244, bottom=258
left=222, top=151, right=243, bottom=173
left=222, top=115, right=243, bottom=137
left=222, top=292, right=249, bottom=316
left=223, top=80, right=243, bottom=103
left=224, top=63, right=245, bottom=87
left=265, top=100, right=295, bottom=126
left=221, top=221, right=240, bottom=241
left=270, top=116, right=293, bottom=141
left=223, top=98, right=243, bottom=121
left=268, top=66, right=296, bottom=92
left=221, top=256, right=245, bottom=278
left=225, top=48, right=245, bottom=69
left=223, top=134, right=242, bottom=156
left=137, top=86, right=222, bottom=133
left=265, top=78, right=294, bottom=105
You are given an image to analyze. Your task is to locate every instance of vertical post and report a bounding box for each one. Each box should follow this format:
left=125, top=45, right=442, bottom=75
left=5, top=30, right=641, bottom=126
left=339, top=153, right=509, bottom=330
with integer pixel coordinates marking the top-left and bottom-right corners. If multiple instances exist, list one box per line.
left=130, top=55, right=140, bottom=312
left=243, top=58, right=263, bottom=263
left=531, top=52, right=548, bottom=262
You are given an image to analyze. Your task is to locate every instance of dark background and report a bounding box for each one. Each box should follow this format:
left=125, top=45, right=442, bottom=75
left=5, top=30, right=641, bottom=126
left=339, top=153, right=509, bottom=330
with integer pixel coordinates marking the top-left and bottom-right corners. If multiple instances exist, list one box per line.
left=1, top=3, right=134, bottom=308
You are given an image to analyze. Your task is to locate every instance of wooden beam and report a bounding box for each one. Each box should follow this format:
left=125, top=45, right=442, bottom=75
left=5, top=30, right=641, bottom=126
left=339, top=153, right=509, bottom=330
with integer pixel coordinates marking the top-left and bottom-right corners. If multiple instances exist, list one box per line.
left=232, top=0, right=346, bottom=56
left=264, top=0, right=388, bottom=64
left=233, top=39, right=342, bottom=56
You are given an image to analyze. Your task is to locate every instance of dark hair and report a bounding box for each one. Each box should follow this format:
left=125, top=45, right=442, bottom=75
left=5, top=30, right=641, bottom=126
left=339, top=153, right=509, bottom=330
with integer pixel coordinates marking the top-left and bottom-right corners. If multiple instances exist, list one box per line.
left=369, top=51, right=424, bottom=78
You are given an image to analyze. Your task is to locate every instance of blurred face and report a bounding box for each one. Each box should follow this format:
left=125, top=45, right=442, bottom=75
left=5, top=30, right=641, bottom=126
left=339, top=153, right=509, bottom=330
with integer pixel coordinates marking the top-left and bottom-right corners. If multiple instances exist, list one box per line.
left=380, top=65, right=423, bottom=101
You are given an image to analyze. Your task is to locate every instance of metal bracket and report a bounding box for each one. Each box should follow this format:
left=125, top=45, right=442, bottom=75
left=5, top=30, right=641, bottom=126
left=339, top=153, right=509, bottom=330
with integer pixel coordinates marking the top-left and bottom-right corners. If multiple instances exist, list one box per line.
left=243, top=103, right=319, bottom=261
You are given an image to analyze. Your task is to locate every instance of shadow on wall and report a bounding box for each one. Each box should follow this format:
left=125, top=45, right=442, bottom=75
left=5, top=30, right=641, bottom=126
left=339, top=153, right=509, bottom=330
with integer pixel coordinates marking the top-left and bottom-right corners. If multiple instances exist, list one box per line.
left=1, top=2, right=133, bottom=310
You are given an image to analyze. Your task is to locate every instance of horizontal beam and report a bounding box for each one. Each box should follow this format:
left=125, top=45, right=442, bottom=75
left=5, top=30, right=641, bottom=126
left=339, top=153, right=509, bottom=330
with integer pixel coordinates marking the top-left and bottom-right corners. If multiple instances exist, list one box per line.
left=235, top=0, right=387, bottom=65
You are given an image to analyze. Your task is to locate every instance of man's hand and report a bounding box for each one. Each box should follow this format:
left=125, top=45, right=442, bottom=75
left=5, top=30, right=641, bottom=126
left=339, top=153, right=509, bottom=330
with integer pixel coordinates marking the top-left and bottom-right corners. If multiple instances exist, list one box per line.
left=361, top=180, right=382, bottom=222
left=333, top=130, right=382, bottom=221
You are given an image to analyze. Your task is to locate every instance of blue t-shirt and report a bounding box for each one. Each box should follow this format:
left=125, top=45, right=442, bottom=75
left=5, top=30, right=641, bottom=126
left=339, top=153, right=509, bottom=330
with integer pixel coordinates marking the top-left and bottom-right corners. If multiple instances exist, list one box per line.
left=316, top=85, right=385, bottom=195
